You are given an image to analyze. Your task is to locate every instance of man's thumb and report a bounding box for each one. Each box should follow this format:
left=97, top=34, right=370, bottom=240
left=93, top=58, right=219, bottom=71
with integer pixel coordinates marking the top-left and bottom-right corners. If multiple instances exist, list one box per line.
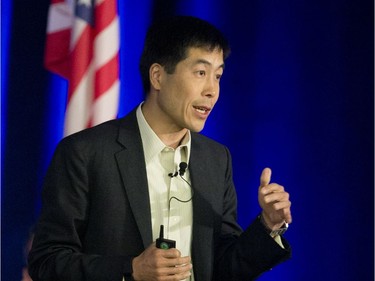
left=260, top=167, right=272, bottom=187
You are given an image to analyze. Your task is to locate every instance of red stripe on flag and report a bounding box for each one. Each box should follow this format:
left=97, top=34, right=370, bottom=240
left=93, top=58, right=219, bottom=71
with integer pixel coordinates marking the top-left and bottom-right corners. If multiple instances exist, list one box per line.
left=95, top=0, right=117, bottom=33
left=44, top=28, right=71, bottom=78
left=94, top=53, right=119, bottom=99
left=67, top=25, right=94, bottom=101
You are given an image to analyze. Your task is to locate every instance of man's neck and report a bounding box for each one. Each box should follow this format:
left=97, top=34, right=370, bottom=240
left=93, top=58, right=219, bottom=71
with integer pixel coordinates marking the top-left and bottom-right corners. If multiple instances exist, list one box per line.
left=141, top=101, right=188, bottom=149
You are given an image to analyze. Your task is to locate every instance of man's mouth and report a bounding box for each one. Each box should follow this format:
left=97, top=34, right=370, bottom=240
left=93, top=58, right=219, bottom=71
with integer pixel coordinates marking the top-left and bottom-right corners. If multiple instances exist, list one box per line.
left=193, top=105, right=210, bottom=114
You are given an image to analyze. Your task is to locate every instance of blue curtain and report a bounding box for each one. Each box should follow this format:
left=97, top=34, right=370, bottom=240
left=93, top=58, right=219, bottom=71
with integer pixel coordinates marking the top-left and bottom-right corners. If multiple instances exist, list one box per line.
left=2, top=0, right=373, bottom=280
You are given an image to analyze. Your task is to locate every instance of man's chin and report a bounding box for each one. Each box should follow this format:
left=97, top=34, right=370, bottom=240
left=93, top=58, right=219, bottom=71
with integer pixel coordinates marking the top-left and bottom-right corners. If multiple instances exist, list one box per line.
left=189, top=124, right=205, bottom=133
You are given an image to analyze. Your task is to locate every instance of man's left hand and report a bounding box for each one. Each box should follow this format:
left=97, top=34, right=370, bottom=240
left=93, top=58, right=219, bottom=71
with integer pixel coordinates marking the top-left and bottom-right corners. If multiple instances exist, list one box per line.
left=258, top=167, right=292, bottom=230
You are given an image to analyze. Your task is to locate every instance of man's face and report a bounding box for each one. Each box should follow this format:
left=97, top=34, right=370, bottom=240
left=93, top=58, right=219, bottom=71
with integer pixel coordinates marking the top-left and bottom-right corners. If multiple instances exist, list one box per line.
left=156, top=47, right=224, bottom=133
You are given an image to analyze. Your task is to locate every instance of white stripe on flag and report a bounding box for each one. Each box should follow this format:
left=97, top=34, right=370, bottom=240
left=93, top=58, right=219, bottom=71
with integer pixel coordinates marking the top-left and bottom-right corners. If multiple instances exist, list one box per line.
left=64, top=63, right=94, bottom=135
left=94, top=17, right=120, bottom=68
left=70, top=17, right=88, bottom=50
left=47, top=2, right=74, bottom=33
left=91, top=79, right=120, bottom=126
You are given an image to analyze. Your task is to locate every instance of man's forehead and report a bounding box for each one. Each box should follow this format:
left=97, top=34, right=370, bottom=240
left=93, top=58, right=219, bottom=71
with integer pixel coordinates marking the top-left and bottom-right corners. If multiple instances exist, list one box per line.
left=184, top=47, right=225, bottom=67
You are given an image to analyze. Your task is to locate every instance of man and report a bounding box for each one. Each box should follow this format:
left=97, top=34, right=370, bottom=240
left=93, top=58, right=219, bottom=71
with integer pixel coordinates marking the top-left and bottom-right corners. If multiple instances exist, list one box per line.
left=29, top=16, right=292, bottom=281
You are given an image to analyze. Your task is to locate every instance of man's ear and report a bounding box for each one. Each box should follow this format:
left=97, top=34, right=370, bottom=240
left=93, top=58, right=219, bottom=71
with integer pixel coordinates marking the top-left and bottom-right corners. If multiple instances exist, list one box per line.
left=149, top=63, right=163, bottom=91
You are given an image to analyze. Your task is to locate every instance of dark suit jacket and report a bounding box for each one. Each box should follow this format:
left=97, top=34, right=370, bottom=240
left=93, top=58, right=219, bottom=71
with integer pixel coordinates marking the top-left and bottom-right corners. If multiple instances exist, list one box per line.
left=29, top=109, right=291, bottom=281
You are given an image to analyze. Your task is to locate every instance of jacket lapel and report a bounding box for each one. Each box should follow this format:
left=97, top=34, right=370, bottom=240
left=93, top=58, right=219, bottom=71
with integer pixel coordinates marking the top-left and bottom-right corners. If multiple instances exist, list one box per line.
left=189, top=135, right=216, bottom=281
left=115, top=111, right=153, bottom=249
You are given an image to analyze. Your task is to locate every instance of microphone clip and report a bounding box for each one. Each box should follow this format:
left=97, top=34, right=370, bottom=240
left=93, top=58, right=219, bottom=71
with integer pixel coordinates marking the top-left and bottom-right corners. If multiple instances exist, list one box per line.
left=168, top=171, right=178, bottom=178
left=168, top=162, right=188, bottom=178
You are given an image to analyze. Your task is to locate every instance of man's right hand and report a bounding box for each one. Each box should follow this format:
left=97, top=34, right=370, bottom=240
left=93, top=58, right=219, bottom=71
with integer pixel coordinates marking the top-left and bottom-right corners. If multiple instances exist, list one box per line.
left=132, top=243, right=192, bottom=281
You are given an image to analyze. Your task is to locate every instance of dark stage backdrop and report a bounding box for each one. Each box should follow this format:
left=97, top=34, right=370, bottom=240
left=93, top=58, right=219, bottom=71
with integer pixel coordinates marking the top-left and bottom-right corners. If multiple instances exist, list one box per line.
left=2, top=0, right=374, bottom=280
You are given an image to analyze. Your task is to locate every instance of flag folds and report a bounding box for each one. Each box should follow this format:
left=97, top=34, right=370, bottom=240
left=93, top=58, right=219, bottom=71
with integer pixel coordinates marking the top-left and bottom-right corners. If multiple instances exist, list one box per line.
left=45, top=0, right=120, bottom=136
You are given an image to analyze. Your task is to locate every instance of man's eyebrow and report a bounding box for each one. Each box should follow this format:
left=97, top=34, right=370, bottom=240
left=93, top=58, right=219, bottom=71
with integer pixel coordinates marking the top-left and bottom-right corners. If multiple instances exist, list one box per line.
left=193, top=59, right=225, bottom=70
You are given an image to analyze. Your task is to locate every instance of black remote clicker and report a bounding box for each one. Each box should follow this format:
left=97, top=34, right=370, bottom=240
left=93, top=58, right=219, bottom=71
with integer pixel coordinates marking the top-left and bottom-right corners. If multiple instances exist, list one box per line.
left=156, top=225, right=176, bottom=249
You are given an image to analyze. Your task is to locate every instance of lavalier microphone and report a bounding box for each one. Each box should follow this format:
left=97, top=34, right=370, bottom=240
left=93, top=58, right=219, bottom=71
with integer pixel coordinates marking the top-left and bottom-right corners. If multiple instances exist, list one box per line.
left=168, top=162, right=188, bottom=178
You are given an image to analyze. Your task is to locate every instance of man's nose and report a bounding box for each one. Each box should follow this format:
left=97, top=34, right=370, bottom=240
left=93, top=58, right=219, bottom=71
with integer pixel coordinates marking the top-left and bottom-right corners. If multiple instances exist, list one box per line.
left=203, top=77, right=219, bottom=98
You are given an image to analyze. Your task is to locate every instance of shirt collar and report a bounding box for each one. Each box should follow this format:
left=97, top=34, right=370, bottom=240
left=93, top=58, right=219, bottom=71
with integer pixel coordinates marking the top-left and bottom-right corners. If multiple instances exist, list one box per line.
left=136, top=103, right=191, bottom=165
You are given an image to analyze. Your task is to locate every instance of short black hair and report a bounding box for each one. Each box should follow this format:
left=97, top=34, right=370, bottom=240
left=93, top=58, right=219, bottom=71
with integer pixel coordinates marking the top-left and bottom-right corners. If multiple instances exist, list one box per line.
left=139, top=15, right=231, bottom=94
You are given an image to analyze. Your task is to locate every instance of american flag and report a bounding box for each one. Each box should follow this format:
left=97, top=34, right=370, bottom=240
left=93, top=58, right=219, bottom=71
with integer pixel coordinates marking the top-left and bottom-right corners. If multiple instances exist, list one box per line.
left=45, top=0, right=120, bottom=136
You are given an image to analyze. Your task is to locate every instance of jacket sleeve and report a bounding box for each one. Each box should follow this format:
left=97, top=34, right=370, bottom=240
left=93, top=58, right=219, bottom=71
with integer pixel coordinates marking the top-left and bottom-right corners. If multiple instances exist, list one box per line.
left=28, top=137, right=133, bottom=281
left=213, top=146, right=291, bottom=281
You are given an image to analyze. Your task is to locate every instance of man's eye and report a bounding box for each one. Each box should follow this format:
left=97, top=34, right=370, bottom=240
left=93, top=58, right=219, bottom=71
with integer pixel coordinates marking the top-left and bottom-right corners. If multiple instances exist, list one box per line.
left=197, top=70, right=205, bottom=76
left=216, top=74, right=222, bottom=80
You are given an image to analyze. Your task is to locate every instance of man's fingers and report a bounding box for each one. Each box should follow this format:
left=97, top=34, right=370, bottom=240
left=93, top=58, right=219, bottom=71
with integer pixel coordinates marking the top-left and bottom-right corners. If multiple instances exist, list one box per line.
left=262, top=187, right=288, bottom=203
left=260, top=184, right=285, bottom=196
left=157, top=256, right=192, bottom=278
left=166, top=262, right=193, bottom=275
left=158, top=249, right=191, bottom=267
left=160, top=248, right=181, bottom=259
left=260, top=167, right=272, bottom=188
left=164, top=255, right=191, bottom=268
left=284, top=210, right=292, bottom=224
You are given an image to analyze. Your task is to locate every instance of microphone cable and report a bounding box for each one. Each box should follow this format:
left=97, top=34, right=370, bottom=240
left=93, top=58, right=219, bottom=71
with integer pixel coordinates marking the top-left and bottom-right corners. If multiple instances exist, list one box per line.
left=167, top=162, right=194, bottom=237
